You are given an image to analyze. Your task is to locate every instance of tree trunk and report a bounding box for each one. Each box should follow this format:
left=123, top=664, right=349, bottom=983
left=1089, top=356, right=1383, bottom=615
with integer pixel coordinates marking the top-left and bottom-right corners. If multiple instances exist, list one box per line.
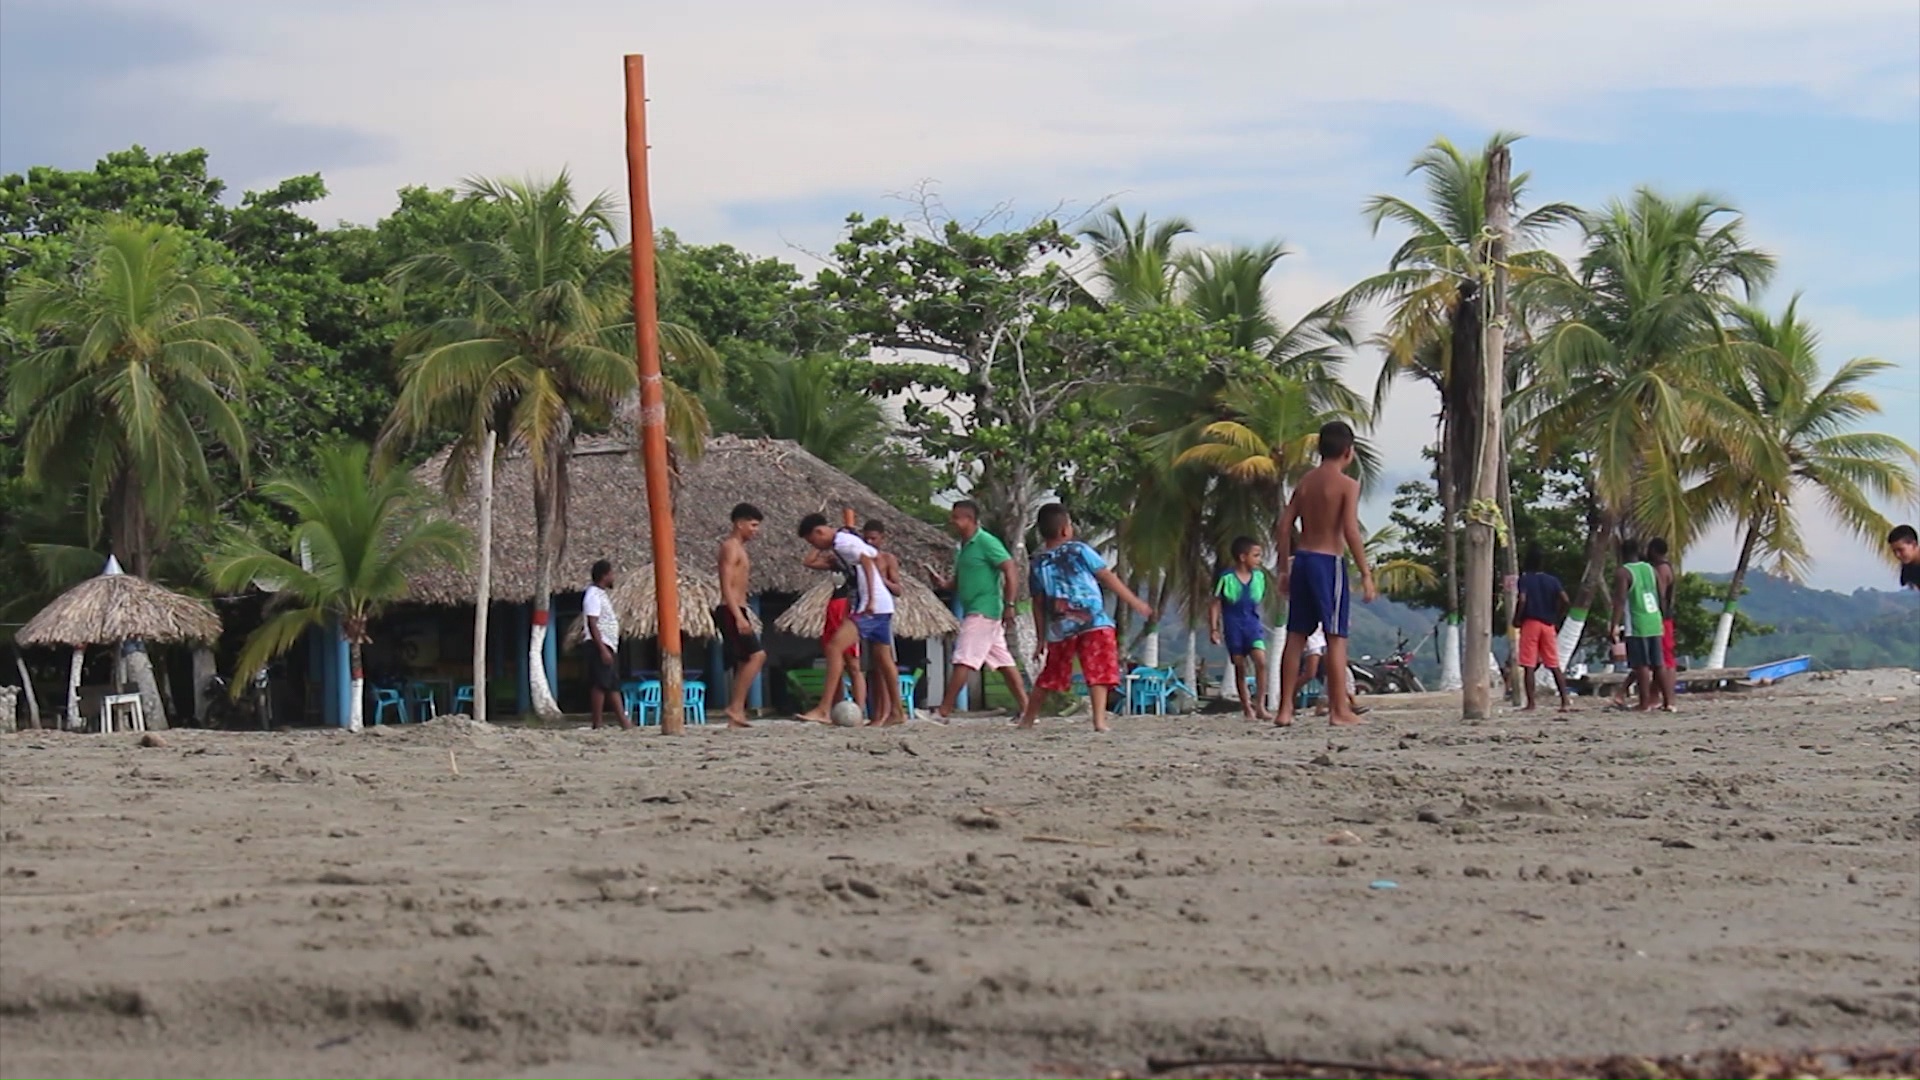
left=1497, top=450, right=1523, bottom=705
left=1462, top=145, right=1510, bottom=720
left=1559, top=504, right=1615, bottom=670
left=67, top=647, right=83, bottom=730
left=527, top=453, right=563, bottom=721
left=14, top=648, right=40, bottom=730
left=1706, top=521, right=1759, bottom=670
left=124, top=645, right=167, bottom=730
left=192, top=646, right=215, bottom=724
left=347, top=639, right=366, bottom=732
left=1437, top=418, right=1463, bottom=690
left=472, top=428, right=497, bottom=722
left=1181, top=629, right=1198, bottom=701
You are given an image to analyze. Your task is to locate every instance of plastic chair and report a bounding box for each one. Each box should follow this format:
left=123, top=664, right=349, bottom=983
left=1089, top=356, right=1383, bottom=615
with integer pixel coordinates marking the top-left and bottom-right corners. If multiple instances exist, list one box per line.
left=371, top=687, right=408, bottom=726
left=625, top=679, right=662, bottom=726
left=405, top=681, right=438, bottom=721
left=684, top=681, right=708, bottom=725
left=898, top=669, right=921, bottom=720
left=1127, top=666, right=1173, bottom=715
left=452, top=684, right=475, bottom=714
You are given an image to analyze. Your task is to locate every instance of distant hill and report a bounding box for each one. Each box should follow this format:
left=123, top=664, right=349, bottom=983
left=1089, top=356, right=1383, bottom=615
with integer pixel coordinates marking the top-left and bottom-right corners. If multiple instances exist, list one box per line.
left=1705, top=572, right=1920, bottom=671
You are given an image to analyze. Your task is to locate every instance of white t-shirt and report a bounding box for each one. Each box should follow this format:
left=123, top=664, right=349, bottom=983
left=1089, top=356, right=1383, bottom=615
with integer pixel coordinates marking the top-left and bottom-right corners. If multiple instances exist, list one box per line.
left=832, top=532, right=895, bottom=615
left=582, top=584, right=620, bottom=647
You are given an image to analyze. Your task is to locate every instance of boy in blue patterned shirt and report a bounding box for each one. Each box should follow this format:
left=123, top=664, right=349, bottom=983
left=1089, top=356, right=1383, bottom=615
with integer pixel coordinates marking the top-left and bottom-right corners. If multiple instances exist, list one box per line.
left=1017, top=504, right=1153, bottom=733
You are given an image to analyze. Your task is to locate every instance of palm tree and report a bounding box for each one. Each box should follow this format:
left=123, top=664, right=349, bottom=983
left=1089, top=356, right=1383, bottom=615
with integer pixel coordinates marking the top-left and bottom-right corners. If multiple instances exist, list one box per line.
left=379, top=173, right=717, bottom=719
left=1363, top=523, right=1441, bottom=599
left=1690, top=299, right=1920, bottom=667
left=208, top=444, right=468, bottom=731
left=1076, top=207, right=1192, bottom=311
left=8, top=217, right=265, bottom=728
left=731, top=353, right=889, bottom=476
left=1341, top=133, right=1577, bottom=684
left=7, top=217, right=263, bottom=577
left=1524, top=188, right=1776, bottom=639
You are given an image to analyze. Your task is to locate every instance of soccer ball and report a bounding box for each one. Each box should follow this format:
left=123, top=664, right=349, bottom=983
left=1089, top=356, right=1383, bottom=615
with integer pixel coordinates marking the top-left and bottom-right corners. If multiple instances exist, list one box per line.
left=830, top=700, right=864, bottom=727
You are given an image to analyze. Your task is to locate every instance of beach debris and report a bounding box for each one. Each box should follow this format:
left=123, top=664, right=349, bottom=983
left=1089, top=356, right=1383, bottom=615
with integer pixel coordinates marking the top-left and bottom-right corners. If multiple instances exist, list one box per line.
left=1369, top=879, right=1399, bottom=890
left=1323, top=829, right=1364, bottom=846
left=138, top=732, right=166, bottom=748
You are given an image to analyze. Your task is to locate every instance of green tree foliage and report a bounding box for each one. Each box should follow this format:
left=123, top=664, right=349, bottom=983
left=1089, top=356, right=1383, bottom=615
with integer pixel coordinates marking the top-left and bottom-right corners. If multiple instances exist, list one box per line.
left=816, top=212, right=1230, bottom=551
left=7, top=217, right=264, bottom=576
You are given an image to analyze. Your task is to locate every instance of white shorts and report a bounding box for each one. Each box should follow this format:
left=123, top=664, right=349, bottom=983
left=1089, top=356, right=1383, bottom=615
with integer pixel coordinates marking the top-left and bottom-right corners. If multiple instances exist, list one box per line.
left=1305, top=628, right=1327, bottom=656
left=952, top=614, right=1015, bottom=671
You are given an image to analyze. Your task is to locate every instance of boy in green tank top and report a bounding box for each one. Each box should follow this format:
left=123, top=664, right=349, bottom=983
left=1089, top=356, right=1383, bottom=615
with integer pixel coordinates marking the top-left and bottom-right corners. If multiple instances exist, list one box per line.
left=1611, top=538, right=1667, bottom=712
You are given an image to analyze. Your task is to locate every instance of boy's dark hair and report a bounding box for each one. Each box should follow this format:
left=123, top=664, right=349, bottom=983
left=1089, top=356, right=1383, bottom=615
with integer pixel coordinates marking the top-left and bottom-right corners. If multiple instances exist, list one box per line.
left=1646, top=536, right=1669, bottom=559
left=1619, top=538, right=1642, bottom=564
left=1889, top=524, right=1918, bottom=545
left=863, top=519, right=886, bottom=535
left=730, top=502, right=764, bottom=523
left=796, top=513, right=830, bottom=538
left=1523, top=545, right=1543, bottom=574
left=1230, top=536, right=1258, bottom=560
left=951, top=499, right=980, bottom=520
left=1036, top=503, right=1071, bottom=541
left=1318, top=420, right=1355, bottom=461
left=591, top=559, right=613, bottom=583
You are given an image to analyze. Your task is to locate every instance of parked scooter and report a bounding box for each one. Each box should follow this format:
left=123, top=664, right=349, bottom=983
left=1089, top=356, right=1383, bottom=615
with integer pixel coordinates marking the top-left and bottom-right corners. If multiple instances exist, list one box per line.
left=1351, top=630, right=1428, bottom=694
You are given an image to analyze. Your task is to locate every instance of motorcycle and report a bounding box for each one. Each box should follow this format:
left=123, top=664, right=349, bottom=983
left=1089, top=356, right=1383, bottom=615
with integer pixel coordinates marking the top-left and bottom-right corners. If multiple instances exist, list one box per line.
left=205, top=668, right=273, bottom=730
left=1351, top=629, right=1428, bottom=694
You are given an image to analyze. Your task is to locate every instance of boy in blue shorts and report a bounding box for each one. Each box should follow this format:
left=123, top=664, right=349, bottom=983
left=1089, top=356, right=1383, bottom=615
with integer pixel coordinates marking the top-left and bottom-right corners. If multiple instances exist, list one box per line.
left=1209, top=536, right=1272, bottom=721
left=1273, top=421, right=1377, bottom=728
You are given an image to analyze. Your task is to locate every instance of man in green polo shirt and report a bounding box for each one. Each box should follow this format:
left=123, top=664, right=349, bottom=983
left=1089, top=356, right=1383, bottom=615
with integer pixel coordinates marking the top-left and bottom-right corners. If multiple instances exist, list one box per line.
left=926, top=500, right=1031, bottom=721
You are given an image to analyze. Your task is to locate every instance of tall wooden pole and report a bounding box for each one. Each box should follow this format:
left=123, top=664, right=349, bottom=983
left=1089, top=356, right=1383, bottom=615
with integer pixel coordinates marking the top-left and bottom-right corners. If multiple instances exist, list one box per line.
left=1462, top=144, right=1511, bottom=720
left=623, top=55, right=685, bottom=734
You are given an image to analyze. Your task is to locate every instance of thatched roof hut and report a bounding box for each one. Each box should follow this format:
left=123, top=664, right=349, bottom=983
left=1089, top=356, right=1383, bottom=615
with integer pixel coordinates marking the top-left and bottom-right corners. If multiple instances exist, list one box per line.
left=773, top=578, right=959, bottom=640
left=408, top=434, right=957, bottom=604
left=19, top=559, right=221, bottom=647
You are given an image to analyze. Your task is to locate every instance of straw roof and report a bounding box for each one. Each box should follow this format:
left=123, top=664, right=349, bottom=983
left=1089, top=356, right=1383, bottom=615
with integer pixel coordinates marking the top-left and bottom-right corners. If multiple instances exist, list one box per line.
left=560, top=563, right=754, bottom=642
left=408, top=434, right=957, bottom=604
left=19, top=564, right=221, bottom=647
left=772, top=577, right=960, bottom=641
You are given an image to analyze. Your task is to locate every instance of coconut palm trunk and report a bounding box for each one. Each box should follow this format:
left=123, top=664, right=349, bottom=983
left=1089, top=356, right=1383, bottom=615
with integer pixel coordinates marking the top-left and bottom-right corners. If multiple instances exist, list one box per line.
left=1558, top=498, right=1616, bottom=668
left=1437, top=432, right=1463, bottom=690
left=1497, top=449, right=1523, bottom=703
left=528, top=462, right=563, bottom=721
left=347, top=637, right=366, bottom=732
left=471, top=429, right=497, bottom=721
left=66, top=647, right=83, bottom=729
left=1706, top=522, right=1761, bottom=670
left=14, top=649, right=41, bottom=729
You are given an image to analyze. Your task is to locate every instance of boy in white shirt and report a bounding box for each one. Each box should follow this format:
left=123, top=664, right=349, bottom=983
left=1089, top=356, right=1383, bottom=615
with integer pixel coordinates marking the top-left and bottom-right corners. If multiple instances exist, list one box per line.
left=797, top=512, right=904, bottom=726
left=581, top=560, right=631, bottom=730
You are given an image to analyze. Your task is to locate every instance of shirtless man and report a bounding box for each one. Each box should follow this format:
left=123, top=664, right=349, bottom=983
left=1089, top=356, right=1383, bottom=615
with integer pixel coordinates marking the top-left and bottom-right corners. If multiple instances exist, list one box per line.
left=1273, top=421, right=1376, bottom=728
left=714, top=503, right=767, bottom=728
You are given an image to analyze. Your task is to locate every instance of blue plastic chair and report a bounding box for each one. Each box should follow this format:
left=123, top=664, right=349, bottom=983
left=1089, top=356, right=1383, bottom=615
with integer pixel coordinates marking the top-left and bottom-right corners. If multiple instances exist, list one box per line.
left=624, top=680, right=662, bottom=726
left=452, top=684, right=475, bottom=714
left=371, top=687, right=408, bottom=726
left=1127, top=666, right=1174, bottom=715
left=898, top=669, right=921, bottom=719
left=406, top=682, right=438, bottom=721
left=684, top=681, right=708, bottom=725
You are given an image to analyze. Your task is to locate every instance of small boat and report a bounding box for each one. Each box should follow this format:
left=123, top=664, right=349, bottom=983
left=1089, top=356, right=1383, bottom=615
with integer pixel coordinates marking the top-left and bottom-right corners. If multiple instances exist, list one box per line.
left=1745, top=654, right=1812, bottom=683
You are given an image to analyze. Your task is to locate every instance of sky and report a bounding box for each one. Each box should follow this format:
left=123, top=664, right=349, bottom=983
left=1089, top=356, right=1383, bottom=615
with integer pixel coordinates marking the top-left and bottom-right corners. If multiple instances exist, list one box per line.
left=3, top=0, right=1916, bottom=592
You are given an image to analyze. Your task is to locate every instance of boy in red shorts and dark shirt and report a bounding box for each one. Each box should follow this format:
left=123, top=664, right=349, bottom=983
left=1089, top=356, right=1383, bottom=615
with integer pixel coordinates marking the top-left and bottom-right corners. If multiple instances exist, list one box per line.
left=1016, top=504, right=1153, bottom=733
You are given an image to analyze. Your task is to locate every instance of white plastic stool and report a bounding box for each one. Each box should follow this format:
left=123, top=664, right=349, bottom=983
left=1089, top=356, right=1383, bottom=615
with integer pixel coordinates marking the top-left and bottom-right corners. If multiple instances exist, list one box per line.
left=99, top=693, right=145, bottom=733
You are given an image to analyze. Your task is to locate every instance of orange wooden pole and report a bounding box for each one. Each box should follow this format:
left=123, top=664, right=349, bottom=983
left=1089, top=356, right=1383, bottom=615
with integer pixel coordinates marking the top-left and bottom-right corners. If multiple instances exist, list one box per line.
left=623, top=54, right=684, bottom=734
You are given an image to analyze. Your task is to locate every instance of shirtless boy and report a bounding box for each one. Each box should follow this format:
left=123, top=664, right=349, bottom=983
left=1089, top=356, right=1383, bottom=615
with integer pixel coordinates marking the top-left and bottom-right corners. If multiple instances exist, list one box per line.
left=1273, top=421, right=1377, bottom=728
left=714, top=503, right=767, bottom=728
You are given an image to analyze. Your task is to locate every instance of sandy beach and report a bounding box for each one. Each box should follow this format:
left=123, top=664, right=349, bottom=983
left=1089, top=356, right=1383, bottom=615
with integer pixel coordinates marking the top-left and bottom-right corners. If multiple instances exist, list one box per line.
left=2, top=670, right=1916, bottom=1079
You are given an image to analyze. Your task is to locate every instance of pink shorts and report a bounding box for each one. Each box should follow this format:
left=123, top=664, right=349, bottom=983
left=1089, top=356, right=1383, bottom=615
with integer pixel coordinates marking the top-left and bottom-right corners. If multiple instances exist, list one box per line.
left=952, top=614, right=1015, bottom=671
left=1516, top=619, right=1560, bottom=670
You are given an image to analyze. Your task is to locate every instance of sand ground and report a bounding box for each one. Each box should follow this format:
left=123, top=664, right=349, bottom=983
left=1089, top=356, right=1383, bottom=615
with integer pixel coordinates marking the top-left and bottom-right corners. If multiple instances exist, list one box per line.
left=2, top=670, right=1917, bottom=1079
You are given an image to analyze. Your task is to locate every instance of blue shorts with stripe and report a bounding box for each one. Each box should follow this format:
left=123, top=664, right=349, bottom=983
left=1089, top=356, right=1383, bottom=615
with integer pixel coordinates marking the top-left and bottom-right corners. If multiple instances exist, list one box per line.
left=1285, top=551, right=1350, bottom=639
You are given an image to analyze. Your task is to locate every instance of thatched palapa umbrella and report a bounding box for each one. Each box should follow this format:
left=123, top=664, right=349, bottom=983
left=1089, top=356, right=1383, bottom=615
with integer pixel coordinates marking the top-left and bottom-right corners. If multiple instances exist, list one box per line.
left=563, top=563, right=755, bottom=644
left=774, top=576, right=959, bottom=640
left=18, top=556, right=221, bottom=729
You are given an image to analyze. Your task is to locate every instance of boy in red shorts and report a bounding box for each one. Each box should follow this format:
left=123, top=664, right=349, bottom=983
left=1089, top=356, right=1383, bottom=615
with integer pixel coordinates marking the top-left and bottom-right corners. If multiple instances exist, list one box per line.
left=1016, top=504, right=1153, bottom=733
left=1513, top=546, right=1571, bottom=712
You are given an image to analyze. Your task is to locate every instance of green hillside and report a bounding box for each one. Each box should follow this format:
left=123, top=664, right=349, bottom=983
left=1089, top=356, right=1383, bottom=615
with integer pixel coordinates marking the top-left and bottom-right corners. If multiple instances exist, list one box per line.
left=1709, top=573, right=1920, bottom=671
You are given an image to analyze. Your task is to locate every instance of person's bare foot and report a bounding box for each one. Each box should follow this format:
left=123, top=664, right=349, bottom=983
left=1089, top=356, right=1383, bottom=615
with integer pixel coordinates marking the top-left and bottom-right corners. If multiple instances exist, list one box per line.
left=1328, top=711, right=1369, bottom=727
left=795, top=710, right=829, bottom=724
left=1273, top=708, right=1295, bottom=728
left=725, top=709, right=752, bottom=729
left=1557, top=701, right=1571, bottom=713
left=1091, top=719, right=1111, bottom=733
left=1015, top=718, right=1037, bottom=729
left=1254, top=706, right=1273, bottom=723
left=1522, top=703, right=1538, bottom=712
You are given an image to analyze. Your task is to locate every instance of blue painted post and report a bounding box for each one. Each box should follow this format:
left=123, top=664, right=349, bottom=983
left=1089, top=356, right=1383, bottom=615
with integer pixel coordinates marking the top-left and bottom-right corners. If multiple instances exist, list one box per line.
left=542, top=596, right=558, bottom=707
left=951, top=596, right=970, bottom=710
left=516, top=604, right=532, bottom=715
left=332, top=616, right=352, bottom=728
left=747, top=596, right=765, bottom=710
